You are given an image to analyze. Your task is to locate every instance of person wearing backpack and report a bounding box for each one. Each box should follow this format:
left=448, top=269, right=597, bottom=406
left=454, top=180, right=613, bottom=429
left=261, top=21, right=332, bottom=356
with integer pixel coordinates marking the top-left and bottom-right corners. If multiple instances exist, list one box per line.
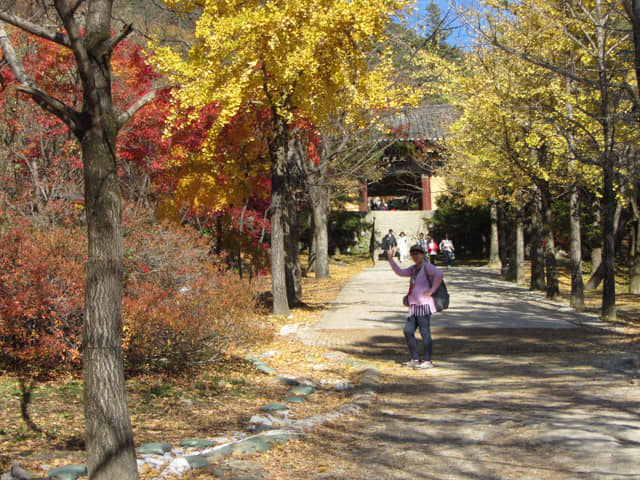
left=387, top=243, right=444, bottom=369
left=381, top=229, right=397, bottom=259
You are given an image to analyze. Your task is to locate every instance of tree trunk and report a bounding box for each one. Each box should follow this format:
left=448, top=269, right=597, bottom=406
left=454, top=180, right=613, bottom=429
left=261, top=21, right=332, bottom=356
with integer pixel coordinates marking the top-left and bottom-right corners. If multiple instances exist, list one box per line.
left=82, top=125, right=138, bottom=480
left=310, top=190, right=330, bottom=278
left=284, top=141, right=302, bottom=305
left=565, top=76, right=585, bottom=309
left=589, top=247, right=603, bottom=284
left=269, top=116, right=290, bottom=316
left=631, top=219, right=640, bottom=293
left=601, top=162, right=617, bottom=320
left=515, top=212, right=526, bottom=285
left=284, top=194, right=302, bottom=305
left=19, top=379, right=44, bottom=434
left=498, top=205, right=511, bottom=279
left=585, top=199, right=602, bottom=289
left=1, top=4, right=149, bottom=478
left=586, top=201, right=627, bottom=291
left=529, top=188, right=546, bottom=291
left=569, top=182, right=585, bottom=309
left=489, top=201, right=501, bottom=267
left=538, top=179, right=560, bottom=299
left=307, top=214, right=317, bottom=273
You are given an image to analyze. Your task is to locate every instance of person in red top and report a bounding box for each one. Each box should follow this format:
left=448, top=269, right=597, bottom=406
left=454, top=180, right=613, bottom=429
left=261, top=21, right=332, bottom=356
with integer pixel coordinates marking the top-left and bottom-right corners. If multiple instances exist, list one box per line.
left=427, top=236, right=439, bottom=265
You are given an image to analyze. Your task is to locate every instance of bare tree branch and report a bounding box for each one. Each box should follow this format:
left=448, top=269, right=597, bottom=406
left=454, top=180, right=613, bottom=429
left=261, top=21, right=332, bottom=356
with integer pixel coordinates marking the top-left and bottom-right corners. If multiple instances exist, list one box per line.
left=0, top=9, right=70, bottom=47
left=101, top=23, right=133, bottom=56
left=0, top=23, right=84, bottom=134
left=117, top=88, right=158, bottom=128
left=17, top=84, right=85, bottom=133
left=53, top=0, right=93, bottom=93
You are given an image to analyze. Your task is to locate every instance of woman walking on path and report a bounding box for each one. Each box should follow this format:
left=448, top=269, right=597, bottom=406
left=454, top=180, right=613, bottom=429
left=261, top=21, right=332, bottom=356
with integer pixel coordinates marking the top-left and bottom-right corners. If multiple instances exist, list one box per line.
left=387, top=244, right=444, bottom=369
left=427, top=236, right=438, bottom=265
left=397, top=232, right=409, bottom=263
left=439, top=234, right=455, bottom=269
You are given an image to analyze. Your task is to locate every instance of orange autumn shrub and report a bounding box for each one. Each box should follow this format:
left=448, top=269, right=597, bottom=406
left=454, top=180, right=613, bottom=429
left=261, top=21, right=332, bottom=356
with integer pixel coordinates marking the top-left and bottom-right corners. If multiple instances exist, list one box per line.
left=0, top=217, right=86, bottom=377
left=121, top=212, right=271, bottom=373
left=0, top=209, right=271, bottom=377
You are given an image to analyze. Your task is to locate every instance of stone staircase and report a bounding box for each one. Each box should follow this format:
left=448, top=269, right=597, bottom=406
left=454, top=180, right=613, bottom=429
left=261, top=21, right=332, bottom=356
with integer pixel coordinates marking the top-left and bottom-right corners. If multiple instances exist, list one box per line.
left=366, top=210, right=434, bottom=265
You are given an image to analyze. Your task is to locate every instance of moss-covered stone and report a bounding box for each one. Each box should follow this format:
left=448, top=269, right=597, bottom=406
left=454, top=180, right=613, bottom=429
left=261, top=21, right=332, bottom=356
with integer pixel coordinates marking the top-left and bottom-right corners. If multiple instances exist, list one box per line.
left=179, top=438, right=216, bottom=449
left=290, top=385, right=315, bottom=395
left=285, top=395, right=306, bottom=403
left=185, top=455, right=209, bottom=469
left=136, top=442, right=172, bottom=455
left=261, top=403, right=289, bottom=412
left=48, top=464, right=87, bottom=480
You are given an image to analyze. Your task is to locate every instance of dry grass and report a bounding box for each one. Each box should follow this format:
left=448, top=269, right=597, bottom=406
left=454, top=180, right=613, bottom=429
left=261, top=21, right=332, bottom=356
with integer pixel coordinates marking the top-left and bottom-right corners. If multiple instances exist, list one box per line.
left=0, top=254, right=372, bottom=478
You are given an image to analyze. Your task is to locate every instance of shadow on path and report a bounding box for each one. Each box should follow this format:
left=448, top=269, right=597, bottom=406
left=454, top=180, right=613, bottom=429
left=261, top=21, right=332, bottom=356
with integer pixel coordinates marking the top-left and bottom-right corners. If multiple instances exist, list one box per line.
left=289, top=265, right=640, bottom=480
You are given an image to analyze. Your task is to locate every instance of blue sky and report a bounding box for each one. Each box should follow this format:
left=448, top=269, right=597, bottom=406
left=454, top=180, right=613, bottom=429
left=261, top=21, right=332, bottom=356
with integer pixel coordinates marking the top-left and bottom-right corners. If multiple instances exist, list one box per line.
left=407, top=0, right=473, bottom=47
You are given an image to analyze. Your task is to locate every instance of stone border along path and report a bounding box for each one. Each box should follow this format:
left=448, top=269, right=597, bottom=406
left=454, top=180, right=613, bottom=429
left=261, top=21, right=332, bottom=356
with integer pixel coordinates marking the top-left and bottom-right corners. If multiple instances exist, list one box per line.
left=133, top=357, right=382, bottom=480
left=1, top=351, right=383, bottom=480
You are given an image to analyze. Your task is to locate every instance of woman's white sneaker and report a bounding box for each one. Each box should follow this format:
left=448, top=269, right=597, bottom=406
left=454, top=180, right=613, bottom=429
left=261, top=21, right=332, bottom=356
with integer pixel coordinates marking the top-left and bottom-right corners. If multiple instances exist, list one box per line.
left=413, top=361, right=434, bottom=369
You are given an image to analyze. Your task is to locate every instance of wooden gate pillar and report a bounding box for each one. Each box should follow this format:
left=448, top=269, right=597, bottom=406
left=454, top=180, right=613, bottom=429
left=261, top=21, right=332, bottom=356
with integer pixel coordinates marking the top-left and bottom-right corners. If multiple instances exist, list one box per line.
left=421, top=175, right=432, bottom=211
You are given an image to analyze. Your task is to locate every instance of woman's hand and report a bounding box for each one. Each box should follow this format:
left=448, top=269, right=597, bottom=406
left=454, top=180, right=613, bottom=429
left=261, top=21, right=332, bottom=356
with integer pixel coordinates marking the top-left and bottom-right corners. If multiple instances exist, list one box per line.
left=423, top=291, right=432, bottom=297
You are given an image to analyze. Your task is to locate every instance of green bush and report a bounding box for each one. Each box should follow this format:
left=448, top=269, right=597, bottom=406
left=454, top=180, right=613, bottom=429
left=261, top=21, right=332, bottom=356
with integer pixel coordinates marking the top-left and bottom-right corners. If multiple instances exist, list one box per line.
left=328, top=211, right=372, bottom=255
left=431, top=194, right=490, bottom=258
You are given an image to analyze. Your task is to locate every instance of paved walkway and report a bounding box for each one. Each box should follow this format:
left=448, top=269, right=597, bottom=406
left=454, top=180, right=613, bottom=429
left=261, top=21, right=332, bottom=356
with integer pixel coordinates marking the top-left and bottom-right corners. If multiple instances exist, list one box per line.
left=315, top=263, right=604, bottom=330
left=294, top=264, right=640, bottom=480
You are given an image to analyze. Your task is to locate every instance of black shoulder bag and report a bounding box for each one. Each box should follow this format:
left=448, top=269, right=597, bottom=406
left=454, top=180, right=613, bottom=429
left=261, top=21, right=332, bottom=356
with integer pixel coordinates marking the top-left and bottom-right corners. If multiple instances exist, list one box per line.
left=426, top=267, right=450, bottom=312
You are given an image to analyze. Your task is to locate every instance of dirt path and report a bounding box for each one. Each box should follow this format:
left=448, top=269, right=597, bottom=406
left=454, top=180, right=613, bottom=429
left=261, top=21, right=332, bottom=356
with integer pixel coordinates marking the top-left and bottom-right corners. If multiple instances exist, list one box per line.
left=259, top=266, right=640, bottom=479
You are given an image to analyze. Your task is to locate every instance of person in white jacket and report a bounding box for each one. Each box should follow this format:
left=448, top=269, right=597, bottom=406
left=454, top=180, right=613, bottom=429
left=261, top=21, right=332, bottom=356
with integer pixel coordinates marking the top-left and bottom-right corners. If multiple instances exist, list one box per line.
left=397, top=232, right=409, bottom=263
left=439, top=234, right=455, bottom=268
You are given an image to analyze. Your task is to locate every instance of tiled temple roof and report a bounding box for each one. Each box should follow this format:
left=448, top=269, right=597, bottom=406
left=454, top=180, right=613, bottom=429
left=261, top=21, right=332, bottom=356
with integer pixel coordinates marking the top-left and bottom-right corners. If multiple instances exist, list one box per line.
left=385, top=104, right=459, bottom=141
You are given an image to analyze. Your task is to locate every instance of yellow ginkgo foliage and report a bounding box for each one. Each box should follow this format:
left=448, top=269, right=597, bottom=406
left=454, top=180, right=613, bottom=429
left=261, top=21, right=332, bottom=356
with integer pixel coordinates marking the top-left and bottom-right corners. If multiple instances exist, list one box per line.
left=152, top=0, right=419, bottom=143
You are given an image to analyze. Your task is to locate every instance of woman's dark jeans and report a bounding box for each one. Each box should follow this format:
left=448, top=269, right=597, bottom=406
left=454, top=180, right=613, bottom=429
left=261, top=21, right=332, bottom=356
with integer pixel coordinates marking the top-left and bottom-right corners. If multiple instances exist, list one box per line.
left=444, top=250, right=453, bottom=266
left=404, top=313, right=432, bottom=361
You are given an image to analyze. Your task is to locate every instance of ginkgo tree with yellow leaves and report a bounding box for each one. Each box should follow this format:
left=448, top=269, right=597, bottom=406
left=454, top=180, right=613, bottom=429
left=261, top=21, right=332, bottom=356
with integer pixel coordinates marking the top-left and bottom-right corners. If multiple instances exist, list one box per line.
left=470, top=0, right=638, bottom=320
left=418, top=7, right=608, bottom=303
left=152, top=0, right=418, bottom=315
left=419, top=0, right=639, bottom=318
